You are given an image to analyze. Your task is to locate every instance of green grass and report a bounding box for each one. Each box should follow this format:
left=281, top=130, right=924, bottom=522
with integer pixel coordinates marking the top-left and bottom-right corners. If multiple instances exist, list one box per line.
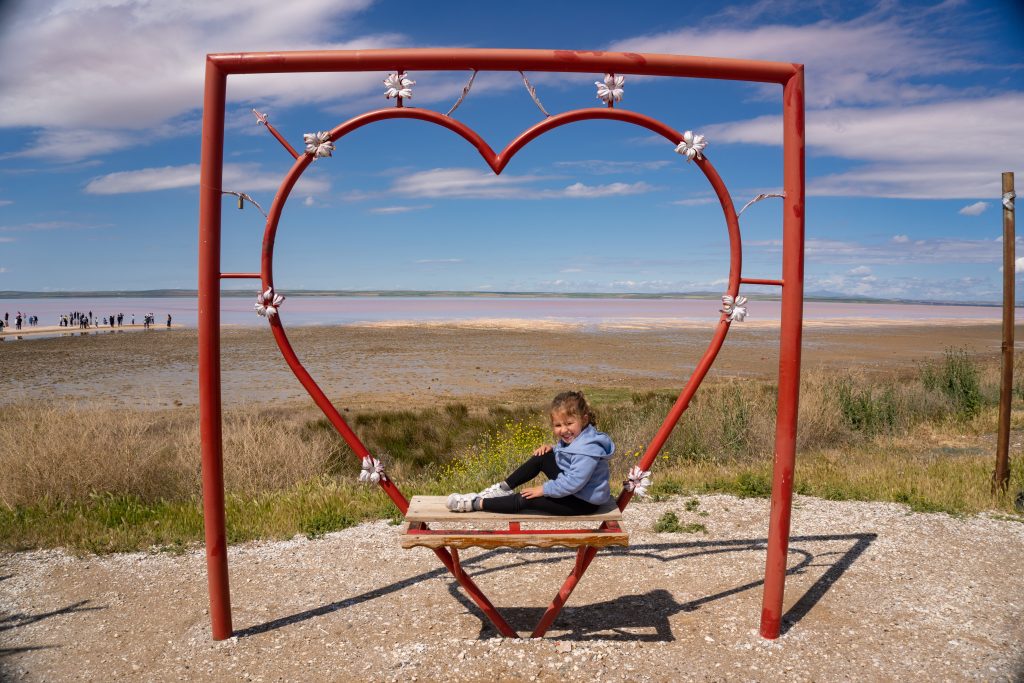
left=653, top=511, right=707, bottom=534
left=2, top=352, right=1024, bottom=553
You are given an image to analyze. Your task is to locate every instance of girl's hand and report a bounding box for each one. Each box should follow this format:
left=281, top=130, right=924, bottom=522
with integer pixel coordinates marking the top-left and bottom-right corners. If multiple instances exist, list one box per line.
left=521, top=486, right=544, bottom=499
left=532, top=444, right=552, bottom=456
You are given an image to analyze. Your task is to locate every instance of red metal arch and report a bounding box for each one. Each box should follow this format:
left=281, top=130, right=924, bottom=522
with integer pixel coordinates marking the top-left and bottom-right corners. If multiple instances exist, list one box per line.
left=258, top=106, right=744, bottom=518
left=198, top=48, right=805, bottom=643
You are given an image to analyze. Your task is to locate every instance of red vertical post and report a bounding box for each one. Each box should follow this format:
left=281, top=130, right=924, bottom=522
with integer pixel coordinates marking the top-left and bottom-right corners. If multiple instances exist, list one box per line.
left=198, top=58, right=233, bottom=640
left=759, top=66, right=805, bottom=639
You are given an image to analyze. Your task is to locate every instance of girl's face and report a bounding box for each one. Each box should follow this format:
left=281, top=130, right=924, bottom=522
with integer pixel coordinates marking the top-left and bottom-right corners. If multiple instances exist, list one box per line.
left=551, top=410, right=586, bottom=444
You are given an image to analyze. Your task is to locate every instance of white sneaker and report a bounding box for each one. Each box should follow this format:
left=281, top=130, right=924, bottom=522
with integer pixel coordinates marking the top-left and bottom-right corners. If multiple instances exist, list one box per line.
left=446, top=493, right=476, bottom=512
left=477, top=482, right=511, bottom=499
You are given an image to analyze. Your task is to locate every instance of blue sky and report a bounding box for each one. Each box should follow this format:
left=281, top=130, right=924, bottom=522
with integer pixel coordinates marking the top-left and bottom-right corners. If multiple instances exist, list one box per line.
left=0, top=0, right=1022, bottom=302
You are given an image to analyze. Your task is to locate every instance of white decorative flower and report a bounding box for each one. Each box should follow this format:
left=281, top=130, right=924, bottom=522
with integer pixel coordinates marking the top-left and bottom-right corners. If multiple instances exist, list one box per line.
left=595, top=73, right=624, bottom=104
left=255, top=287, right=285, bottom=318
left=384, top=72, right=415, bottom=99
left=674, top=130, right=707, bottom=162
left=625, top=466, right=652, bottom=497
left=720, top=294, right=748, bottom=323
left=359, top=455, right=387, bottom=484
left=303, top=131, right=335, bottom=158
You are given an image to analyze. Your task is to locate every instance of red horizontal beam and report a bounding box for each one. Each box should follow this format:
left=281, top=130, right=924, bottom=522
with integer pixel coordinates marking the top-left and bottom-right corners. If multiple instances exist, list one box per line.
left=208, top=48, right=798, bottom=84
left=741, top=277, right=785, bottom=286
left=220, top=273, right=261, bottom=279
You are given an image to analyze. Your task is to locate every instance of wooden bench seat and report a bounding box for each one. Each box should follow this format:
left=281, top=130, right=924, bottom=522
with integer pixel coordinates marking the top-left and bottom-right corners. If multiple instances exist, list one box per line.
left=401, top=495, right=629, bottom=550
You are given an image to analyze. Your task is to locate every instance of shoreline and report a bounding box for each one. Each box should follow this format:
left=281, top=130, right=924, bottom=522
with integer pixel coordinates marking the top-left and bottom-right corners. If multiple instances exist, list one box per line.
left=0, top=315, right=1007, bottom=341
left=0, top=322, right=162, bottom=341
left=2, top=321, right=1016, bottom=410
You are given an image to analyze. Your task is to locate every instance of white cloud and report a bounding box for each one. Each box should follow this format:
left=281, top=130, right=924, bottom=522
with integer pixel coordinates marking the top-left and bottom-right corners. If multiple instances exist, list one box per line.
left=0, top=237, right=15, bottom=243
left=751, top=236, right=1002, bottom=265
left=84, top=162, right=328, bottom=195
left=561, top=181, right=654, bottom=198
left=704, top=95, right=1024, bottom=199
left=608, top=9, right=983, bottom=109
left=553, top=160, right=671, bottom=175
left=672, top=197, right=717, bottom=206
left=303, top=196, right=315, bottom=207
left=0, top=1, right=408, bottom=162
left=1016, top=257, right=1024, bottom=274
left=892, top=235, right=910, bottom=243
left=353, top=168, right=658, bottom=201
left=0, top=221, right=93, bottom=232
left=415, top=258, right=463, bottom=264
left=0, top=1, right=393, bottom=131
left=959, top=201, right=989, bottom=216
left=369, top=205, right=431, bottom=214
left=0, top=200, right=12, bottom=207
left=849, top=266, right=872, bottom=275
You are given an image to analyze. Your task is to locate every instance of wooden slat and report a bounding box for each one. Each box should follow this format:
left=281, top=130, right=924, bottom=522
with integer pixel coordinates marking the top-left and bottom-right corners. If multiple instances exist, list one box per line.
left=401, top=531, right=629, bottom=550
left=404, top=495, right=622, bottom=523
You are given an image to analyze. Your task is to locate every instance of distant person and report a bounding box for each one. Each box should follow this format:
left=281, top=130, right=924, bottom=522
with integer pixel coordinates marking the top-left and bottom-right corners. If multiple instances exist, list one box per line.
left=131, top=314, right=135, bottom=326
left=15, top=313, right=22, bottom=330
left=166, top=314, right=172, bottom=328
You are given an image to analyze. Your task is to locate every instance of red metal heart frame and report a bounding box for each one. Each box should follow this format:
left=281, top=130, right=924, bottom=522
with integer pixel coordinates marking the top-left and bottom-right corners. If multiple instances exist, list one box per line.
left=259, top=106, right=743, bottom=515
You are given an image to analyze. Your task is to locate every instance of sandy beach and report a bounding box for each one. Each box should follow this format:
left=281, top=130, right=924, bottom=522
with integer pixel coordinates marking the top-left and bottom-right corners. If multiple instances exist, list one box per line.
left=0, top=320, right=1015, bottom=410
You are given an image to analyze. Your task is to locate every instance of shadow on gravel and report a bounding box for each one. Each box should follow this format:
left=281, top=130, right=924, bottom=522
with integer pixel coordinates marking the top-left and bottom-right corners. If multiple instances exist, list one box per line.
left=234, top=553, right=501, bottom=638
left=449, top=533, right=877, bottom=640
left=0, top=645, right=60, bottom=657
left=0, top=599, right=105, bottom=634
left=237, top=533, right=875, bottom=641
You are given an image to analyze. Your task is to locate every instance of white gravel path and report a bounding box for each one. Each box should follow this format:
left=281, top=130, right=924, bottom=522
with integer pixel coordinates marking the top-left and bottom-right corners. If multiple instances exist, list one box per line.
left=2, top=495, right=1022, bottom=682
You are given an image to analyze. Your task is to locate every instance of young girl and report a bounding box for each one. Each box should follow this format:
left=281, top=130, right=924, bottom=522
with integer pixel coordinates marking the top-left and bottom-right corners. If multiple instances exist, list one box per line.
left=447, top=391, right=615, bottom=515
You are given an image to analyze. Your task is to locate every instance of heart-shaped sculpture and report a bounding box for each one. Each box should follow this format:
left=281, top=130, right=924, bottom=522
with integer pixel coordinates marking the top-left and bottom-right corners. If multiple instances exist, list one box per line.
left=258, top=106, right=743, bottom=513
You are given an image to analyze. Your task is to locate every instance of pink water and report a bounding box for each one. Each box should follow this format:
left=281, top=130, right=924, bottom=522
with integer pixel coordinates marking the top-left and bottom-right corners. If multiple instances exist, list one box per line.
left=0, top=296, right=1009, bottom=330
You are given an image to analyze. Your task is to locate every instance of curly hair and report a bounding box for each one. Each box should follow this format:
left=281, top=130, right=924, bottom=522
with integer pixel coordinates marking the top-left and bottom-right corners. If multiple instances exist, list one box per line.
left=550, top=390, right=597, bottom=428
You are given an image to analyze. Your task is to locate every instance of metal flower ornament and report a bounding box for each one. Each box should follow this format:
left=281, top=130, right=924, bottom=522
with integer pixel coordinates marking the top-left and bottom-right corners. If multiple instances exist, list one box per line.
left=303, top=131, right=335, bottom=158
left=255, top=287, right=285, bottom=319
left=595, top=73, right=624, bottom=104
left=358, top=455, right=387, bottom=484
left=625, top=466, right=653, bottom=497
left=675, top=130, right=708, bottom=162
left=721, top=294, right=748, bottom=323
left=384, top=72, right=415, bottom=100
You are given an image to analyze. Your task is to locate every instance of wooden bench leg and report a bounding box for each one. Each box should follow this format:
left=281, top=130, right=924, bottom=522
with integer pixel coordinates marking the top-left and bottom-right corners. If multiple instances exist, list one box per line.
left=436, top=546, right=518, bottom=638
left=531, top=545, right=599, bottom=638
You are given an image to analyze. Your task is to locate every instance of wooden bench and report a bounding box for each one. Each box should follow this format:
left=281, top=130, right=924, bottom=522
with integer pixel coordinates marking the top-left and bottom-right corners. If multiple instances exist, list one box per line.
left=401, top=495, right=629, bottom=549
left=400, top=495, right=629, bottom=637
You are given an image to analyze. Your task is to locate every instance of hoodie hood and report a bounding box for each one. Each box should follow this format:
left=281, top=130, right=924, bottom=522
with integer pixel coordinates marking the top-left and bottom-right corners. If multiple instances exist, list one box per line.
left=557, top=424, right=615, bottom=459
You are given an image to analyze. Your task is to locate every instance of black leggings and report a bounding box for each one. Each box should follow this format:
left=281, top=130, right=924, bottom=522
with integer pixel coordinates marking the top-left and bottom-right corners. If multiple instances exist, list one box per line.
left=480, top=451, right=600, bottom=515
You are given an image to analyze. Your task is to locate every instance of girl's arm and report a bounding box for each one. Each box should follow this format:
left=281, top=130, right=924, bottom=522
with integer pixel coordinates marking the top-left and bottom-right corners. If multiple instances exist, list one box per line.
left=532, top=443, right=553, bottom=456
left=541, top=455, right=600, bottom=498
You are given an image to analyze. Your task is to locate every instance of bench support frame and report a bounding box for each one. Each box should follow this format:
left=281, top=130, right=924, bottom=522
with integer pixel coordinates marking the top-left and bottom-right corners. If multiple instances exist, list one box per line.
left=412, top=520, right=617, bottom=637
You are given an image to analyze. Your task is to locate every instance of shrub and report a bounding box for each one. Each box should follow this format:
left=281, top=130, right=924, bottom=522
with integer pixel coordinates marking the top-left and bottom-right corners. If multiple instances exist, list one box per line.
left=835, top=379, right=899, bottom=435
left=653, top=511, right=707, bottom=534
left=920, top=348, right=983, bottom=419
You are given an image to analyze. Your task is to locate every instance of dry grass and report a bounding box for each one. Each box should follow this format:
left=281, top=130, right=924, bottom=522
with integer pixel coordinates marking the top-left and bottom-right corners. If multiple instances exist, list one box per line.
left=2, top=352, right=1023, bottom=552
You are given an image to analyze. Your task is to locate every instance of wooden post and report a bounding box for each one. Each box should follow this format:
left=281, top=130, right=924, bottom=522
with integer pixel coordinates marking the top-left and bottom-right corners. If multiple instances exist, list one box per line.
left=994, top=172, right=1015, bottom=494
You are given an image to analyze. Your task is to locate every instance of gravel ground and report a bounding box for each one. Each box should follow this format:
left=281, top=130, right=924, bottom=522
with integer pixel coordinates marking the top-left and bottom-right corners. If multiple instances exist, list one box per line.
left=2, top=495, right=1022, bottom=682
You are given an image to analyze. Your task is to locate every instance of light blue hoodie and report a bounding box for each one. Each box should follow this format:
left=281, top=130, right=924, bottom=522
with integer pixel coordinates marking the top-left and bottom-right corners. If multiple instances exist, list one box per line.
left=541, top=424, right=615, bottom=504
